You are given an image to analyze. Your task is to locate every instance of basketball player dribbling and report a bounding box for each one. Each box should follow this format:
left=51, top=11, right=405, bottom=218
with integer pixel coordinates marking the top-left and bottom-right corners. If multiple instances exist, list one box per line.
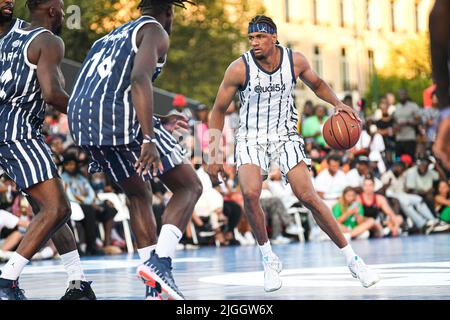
left=208, top=15, right=380, bottom=292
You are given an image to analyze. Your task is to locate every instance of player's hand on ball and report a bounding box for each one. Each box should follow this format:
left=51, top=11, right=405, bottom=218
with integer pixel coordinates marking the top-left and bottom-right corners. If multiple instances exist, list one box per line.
left=207, top=163, right=225, bottom=186
left=135, top=143, right=163, bottom=176
left=335, top=102, right=361, bottom=123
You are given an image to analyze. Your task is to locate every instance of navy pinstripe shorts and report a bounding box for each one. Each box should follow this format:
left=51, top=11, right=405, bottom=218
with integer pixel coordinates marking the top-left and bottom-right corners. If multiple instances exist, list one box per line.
left=82, top=123, right=187, bottom=183
left=0, top=138, right=59, bottom=191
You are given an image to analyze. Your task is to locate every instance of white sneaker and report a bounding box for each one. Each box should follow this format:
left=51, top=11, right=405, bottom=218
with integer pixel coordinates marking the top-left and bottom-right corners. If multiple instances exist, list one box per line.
left=348, top=256, right=380, bottom=288
left=271, top=235, right=292, bottom=245
left=343, top=233, right=351, bottom=242
left=244, top=232, right=256, bottom=245
left=432, top=221, right=450, bottom=233
left=355, top=230, right=370, bottom=240
left=262, top=254, right=282, bottom=292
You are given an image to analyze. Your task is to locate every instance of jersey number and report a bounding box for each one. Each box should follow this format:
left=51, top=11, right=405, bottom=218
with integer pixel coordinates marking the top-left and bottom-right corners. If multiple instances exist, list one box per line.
left=86, top=49, right=113, bottom=79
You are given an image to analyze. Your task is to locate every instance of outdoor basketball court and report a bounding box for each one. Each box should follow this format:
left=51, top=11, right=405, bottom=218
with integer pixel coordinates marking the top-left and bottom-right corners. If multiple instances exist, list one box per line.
left=8, top=233, right=450, bottom=300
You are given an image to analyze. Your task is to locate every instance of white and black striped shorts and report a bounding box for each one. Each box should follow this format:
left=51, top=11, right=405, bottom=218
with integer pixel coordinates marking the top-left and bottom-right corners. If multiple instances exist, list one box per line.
left=0, top=138, right=59, bottom=191
left=82, top=123, right=187, bottom=183
left=236, top=138, right=311, bottom=180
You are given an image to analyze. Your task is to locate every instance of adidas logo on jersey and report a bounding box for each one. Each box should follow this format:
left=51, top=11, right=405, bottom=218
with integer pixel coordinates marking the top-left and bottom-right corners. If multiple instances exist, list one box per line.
left=254, top=83, right=286, bottom=94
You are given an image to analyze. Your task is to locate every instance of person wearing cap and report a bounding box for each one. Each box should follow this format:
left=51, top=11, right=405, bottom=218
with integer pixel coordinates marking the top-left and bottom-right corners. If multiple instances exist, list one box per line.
left=168, top=93, right=194, bottom=127
left=346, top=156, right=383, bottom=193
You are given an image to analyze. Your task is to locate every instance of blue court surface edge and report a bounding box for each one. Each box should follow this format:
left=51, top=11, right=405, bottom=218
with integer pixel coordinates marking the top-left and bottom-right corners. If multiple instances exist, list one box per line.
left=3, top=234, right=450, bottom=300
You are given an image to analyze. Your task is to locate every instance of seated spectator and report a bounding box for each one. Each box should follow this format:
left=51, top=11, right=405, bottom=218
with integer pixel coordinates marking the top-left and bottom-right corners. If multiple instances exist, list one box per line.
left=194, top=162, right=234, bottom=246
left=260, top=185, right=293, bottom=245
left=358, top=176, right=403, bottom=237
left=315, top=154, right=348, bottom=209
left=61, top=154, right=118, bottom=256
left=381, top=162, right=443, bottom=234
left=346, top=156, right=383, bottom=193
left=332, top=187, right=375, bottom=240
left=435, top=181, right=450, bottom=225
left=405, top=157, right=440, bottom=212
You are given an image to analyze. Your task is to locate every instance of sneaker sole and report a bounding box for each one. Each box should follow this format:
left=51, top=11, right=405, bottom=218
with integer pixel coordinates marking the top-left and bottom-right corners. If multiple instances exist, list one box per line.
left=137, top=265, right=184, bottom=301
left=361, top=277, right=380, bottom=288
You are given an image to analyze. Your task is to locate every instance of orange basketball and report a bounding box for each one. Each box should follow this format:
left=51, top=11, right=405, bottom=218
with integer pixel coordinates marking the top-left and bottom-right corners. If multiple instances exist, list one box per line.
left=322, top=113, right=361, bottom=150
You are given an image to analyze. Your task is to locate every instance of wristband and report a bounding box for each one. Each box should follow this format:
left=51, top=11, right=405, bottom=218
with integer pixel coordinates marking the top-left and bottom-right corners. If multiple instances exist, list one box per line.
left=143, top=135, right=157, bottom=144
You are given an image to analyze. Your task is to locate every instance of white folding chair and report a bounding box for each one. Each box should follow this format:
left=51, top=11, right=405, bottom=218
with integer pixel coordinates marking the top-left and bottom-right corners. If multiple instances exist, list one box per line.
left=287, top=206, right=309, bottom=243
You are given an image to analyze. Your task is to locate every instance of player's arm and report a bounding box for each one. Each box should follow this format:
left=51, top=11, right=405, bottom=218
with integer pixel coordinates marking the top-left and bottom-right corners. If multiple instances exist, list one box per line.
left=293, top=52, right=360, bottom=122
left=131, top=24, right=168, bottom=141
left=30, top=33, right=69, bottom=114
left=130, top=24, right=168, bottom=175
left=208, top=59, right=245, bottom=165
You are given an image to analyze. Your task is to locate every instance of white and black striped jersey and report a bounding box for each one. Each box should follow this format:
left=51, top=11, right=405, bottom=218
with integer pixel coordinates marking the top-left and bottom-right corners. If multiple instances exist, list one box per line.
left=0, top=22, right=50, bottom=144
left=68, top=16, right=166, bottom=146
left=237, top=46, right=299, bottom=144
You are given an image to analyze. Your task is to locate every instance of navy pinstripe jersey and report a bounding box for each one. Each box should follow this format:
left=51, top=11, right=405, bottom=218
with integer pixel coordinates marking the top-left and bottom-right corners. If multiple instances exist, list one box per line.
left=0, top=22, right=49, bottom=144
left=68, top=16, right=166, bottom=147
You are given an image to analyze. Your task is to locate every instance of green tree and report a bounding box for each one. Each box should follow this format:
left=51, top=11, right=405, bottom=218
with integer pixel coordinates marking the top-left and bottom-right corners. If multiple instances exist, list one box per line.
left=365, top=35, right=432, bottom=113
left=13, top=0, right=265, bottom=104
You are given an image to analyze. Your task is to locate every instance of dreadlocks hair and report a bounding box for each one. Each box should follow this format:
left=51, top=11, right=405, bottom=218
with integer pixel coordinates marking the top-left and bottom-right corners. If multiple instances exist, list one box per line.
left=26, top=0, right=52, bottom=12
left=138, top=0, right=195, bottom=13
left=249, top=15, right=278, bottom=33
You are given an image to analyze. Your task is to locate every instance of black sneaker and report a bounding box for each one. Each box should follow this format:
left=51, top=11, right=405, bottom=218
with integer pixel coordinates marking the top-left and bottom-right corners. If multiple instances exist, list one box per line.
left=0, top=279, right=27, bottom=300
left=137, top=252, right=185, bottom=300
left=60, top=281, right=96, bottom=300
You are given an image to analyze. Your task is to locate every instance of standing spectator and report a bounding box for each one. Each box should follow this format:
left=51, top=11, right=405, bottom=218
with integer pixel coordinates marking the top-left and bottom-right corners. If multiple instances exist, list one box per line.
left=194, top=104, right=210, bottom=154
left=405, top=157, right=441, bottom=212
left=302, top=105, right=328, bottom=147
left=358, top=176, right=404, bottom=237
left=382, top=162, right=442, bottom=233
left=315, top=154, right=349, bottom=208
left=393, top=88, right=422, bottom=160
left=435, top=181, right=450, bottom=224
left=332, top=187, right=375, bottom=240
left=168, top=94, right=194, bottom=128
left=374, top=94, right=396, bottom=120
left=422, top=91, right=441, bottom=147
left=353, top=121, right=386, bottom=175
left=375, top=98, right=396, bottom=165
left=223, top=101, right=240, bottom=164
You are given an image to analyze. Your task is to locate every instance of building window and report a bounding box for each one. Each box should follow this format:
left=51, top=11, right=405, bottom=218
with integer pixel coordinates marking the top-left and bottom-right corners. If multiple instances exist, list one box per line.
left=414, top=1, right=420, bottom=32
left=339, top=0, right=345, bottom=27
left=313, top=46, right=323, bottom=77
left=285, top=0, right=290, bottom=23
left=368, top=50, right=374, bottom=76
left=366, top=0, right=370, bottom=30
left=390, top=0, right=396, bottom=32
left=313, top=0, right=318, bottom=25
left=340, top=48, right=350, bottom=91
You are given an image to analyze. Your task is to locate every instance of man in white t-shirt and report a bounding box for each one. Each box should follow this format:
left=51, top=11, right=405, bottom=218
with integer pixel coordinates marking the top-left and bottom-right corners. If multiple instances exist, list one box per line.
left=346, top=156, right=383, bottom=193
left=315, top=154, right=348, bottom=208
left=381, top=162, right=440, bottom=233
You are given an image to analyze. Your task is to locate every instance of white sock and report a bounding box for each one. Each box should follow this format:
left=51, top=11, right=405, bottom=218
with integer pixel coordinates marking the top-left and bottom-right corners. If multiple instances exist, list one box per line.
left=0, top=252, right=29, bottom=280
left=155, top=224, right=183, bottom=260
left=138, top=245, right=156, bottom=263
left=60, top=250, right=86, bottom=283
left=340, top=244, right=357, bottom=265
left=259, top=241, right=273, bottom=259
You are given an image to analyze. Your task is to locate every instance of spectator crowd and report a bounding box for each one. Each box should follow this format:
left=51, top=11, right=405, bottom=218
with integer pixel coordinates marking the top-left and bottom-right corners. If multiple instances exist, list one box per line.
left=1, top=88, right=450, bottom=262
